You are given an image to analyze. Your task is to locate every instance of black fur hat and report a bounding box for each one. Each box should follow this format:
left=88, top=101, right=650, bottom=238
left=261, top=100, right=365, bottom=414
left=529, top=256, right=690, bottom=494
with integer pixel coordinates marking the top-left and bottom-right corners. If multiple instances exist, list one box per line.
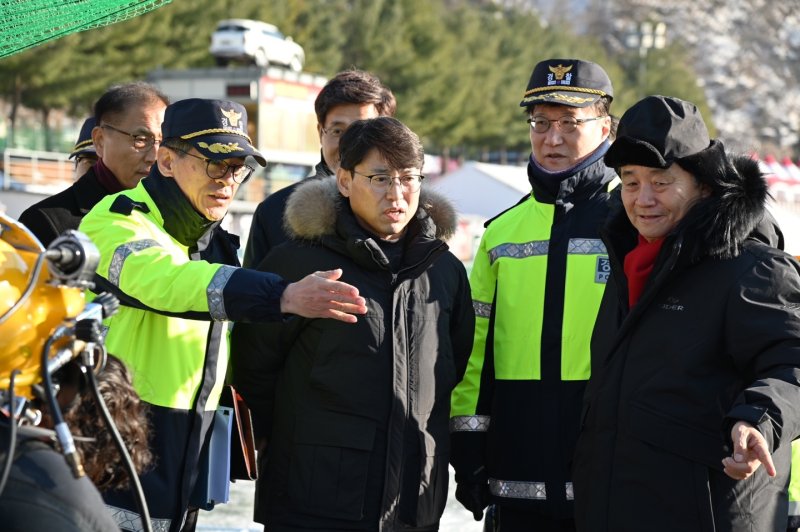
left=605, top=95, right=712, bottom=169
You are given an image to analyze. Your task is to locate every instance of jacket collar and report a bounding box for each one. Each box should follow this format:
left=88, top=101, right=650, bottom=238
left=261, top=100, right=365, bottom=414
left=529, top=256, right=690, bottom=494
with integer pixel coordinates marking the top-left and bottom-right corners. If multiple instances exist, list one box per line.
left=72, top=167, right=111, bottom=215
left=283, top=176, right=457, bottom=272
left=142, top=169, right=218, bottom=247
left=527, top=140, right=614, bottom=205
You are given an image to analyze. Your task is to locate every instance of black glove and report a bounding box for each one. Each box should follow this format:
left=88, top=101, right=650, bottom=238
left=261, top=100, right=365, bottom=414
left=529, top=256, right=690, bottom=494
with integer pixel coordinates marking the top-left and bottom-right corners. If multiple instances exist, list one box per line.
left=455, top=481, right=491, bottom=521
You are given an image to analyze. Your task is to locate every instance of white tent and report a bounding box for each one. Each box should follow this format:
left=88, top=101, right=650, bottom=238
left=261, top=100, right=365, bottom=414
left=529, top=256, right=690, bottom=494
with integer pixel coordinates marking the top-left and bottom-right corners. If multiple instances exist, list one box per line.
left=430, top=161, right=529, bottom=219
left=768, top=201, right=800, bottom=256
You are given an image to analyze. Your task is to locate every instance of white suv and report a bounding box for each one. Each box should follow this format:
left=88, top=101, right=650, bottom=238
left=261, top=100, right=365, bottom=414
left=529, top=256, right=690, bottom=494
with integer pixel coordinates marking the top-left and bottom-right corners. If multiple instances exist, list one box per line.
left=209, top=19, right=305, bottom=72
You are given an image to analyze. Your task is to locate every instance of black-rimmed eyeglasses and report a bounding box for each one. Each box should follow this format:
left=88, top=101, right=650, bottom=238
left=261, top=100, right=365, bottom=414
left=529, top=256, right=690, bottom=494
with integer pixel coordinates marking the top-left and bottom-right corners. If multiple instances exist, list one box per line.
left=351, top=170, right=425, bottom=192
left=527, top=115, right=607, bottom=134
left=170, top=148, right=255, bottom=184
left=101, top=123, right=161, bottom=150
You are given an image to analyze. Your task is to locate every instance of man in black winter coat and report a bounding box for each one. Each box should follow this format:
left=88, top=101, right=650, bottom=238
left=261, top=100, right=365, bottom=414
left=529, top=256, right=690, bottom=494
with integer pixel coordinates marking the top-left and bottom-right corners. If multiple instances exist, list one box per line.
left=573, top=95, right=800, bottom=532
left=19, top=82, right=169, bottom=247
left=231, top=117, right=475, bottom=531
left=242, top=69, right=395, bottom=268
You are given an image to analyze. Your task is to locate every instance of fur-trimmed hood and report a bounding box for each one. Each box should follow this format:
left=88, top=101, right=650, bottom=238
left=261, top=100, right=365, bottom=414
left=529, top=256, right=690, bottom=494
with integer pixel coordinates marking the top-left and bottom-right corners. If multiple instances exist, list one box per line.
left=606, top=147, right=770, bottom=261
left=283, top=176, right=458, bottom=242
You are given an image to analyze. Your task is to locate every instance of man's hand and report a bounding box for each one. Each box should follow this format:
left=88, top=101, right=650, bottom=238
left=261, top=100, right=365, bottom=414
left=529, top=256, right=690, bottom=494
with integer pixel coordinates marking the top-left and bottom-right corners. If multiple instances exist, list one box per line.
left=722, top=420, right=777, bottom=480
left=455, top=481, right=490, bottom=521
left=280, top=269, right=367, bottom=323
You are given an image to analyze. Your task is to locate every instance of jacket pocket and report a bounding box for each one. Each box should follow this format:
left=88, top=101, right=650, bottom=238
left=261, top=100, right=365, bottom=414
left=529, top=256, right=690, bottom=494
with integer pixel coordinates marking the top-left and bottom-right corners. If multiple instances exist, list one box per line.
left=628, top=402, right=727, bottom=471
left=287, top=411, right=376, bottom=521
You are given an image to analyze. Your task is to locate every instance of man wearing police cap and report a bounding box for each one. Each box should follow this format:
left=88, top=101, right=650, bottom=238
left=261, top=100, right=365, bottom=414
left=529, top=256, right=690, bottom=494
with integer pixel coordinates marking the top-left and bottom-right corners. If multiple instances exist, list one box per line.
left=79, top=98, right=367, bottom=532
left=69, top=116, right=99, bottom=179
left=450, top=59, right=616, bottom=531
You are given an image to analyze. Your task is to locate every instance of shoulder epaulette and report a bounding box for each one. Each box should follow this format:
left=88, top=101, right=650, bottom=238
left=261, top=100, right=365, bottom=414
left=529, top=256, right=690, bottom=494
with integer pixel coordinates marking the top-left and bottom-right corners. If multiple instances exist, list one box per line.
left=484, top=192, right=531, bottom=229
left=110, top=195, right=150, bottom=216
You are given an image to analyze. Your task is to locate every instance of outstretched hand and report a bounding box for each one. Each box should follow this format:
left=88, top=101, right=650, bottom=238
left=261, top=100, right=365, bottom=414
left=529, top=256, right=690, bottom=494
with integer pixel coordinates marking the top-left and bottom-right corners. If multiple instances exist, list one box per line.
left=721, top=420, right=776, bottom=480
left=280, top=269, right=367, bottom=323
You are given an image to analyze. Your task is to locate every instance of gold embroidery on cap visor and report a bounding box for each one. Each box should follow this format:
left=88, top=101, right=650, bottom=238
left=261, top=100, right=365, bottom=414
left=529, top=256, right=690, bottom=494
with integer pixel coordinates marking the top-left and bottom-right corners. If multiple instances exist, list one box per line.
left=523, top=86, right=607, bottom=98
left=73, top=139, right=93, bottom=150
left=197, top=141, right=246, bottom=154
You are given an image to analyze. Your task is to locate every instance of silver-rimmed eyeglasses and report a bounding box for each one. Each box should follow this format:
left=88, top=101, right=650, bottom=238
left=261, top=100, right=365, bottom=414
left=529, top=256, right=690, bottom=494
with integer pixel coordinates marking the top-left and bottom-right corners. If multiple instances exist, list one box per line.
left=352, top=170, right=425, bottom=193
left=170, top=148, right=255, bottom=184
left=527, top=115, right=607, bottom=134
left=101, top=123, right=161, bottom=150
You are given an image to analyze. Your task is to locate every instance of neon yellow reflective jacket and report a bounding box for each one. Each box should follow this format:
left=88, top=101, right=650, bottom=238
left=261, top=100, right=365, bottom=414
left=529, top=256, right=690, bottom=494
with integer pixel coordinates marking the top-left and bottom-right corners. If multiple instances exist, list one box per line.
left=449, top=156, right=615, bottom=516
left=80, top=181, right=229, bottom=411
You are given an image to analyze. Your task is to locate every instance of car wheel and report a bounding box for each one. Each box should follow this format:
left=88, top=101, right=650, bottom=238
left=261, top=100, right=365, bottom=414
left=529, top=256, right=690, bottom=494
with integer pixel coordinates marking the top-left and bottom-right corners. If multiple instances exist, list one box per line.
left=253, top=48, right=269, bottom=68
left=288, top=55, right=303, bottom=72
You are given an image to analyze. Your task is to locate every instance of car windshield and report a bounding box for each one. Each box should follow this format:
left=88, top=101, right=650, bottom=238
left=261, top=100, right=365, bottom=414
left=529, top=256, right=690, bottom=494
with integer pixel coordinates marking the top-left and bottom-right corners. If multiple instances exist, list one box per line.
left=217, top=25, right=248, bottom=32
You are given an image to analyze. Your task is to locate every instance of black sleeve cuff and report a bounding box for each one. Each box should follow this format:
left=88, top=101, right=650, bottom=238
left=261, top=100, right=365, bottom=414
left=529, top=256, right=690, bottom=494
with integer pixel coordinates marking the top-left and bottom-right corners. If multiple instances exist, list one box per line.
left=224, top=267, right=289, bottom=322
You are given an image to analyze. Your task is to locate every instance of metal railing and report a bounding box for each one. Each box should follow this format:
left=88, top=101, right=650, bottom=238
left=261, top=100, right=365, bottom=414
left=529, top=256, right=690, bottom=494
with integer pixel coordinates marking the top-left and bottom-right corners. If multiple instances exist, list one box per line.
left=1, top=147, right=72, bottom=191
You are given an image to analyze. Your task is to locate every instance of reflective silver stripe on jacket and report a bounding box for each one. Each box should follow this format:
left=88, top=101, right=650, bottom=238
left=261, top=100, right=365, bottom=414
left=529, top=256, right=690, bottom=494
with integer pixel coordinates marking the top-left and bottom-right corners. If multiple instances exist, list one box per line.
left=108, top=239, right=160, bottom=286
left=449, top=415, right=491, bottom=432
left=488, top=479, right=575, bottom=501
left=567, top=238, right=606, bottom=255
left=488, top=240, right=549, bottom=265
left=473, top=300, right=492, bottom=319
left=106, top=504, right=171, bottom=532
left=489, top=478, right=546, bottom=500
left=207, top=264, right=236, bottom=321
left=790, top=500, right=800, bottom=517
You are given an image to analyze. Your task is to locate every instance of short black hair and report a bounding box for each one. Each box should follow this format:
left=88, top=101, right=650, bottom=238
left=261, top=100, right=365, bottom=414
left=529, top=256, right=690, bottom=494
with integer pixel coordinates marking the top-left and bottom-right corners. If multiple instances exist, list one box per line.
left=94, top=81, right=169, bottom=124
left=338, top=117, right=423, bottom=172
left=315, top=69, right=396, bottom=126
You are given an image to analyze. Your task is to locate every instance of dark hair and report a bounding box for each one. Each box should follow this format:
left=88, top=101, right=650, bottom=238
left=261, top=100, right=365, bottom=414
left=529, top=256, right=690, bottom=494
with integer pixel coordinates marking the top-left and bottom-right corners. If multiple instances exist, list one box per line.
left=314, top=69, right=396, bottom=126
left=94, top=81, right=170, bottom=124
left=338, top=117, right=423, bottom=172
left=63, top=355, right=152, bottom=491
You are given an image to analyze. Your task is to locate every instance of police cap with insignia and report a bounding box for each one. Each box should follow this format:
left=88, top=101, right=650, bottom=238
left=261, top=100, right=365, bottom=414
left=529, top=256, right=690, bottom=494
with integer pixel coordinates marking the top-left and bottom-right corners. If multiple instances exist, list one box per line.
left=520, top=59, right=613, bottom=108
left=69, top=117, right=97, bottom=159
left=162, top=98, right=266, bottom=166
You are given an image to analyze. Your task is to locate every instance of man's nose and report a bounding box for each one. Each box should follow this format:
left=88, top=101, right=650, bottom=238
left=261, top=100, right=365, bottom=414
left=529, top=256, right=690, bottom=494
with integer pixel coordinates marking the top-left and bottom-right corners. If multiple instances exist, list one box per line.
left=385, top=178, right=404, bottom=198
left=636, top=184, right=656, bottom=204
left=542, top=127, right=563, bottom=145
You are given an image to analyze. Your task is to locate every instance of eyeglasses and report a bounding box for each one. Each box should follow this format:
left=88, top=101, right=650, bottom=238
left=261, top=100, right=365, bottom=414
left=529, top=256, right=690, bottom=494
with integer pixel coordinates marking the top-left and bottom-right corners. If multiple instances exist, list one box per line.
left=527, top=115, right=607, bottom=134
left=170, top=148, right=255, bottom=184
left=352, top=170, right=425, bottom=192
left=320, top=125, right=346, bottom=139
left=102, top=123, right=161, bottom=150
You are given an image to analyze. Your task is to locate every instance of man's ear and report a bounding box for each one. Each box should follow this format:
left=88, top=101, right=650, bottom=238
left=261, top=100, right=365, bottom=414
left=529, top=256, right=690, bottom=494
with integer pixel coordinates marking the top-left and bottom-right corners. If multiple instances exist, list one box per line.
left=157, top=147, right=175, bottom=177
left=601, top=115, right=612, bottom=141
left=336, top=167, right=352, bottom=197
left=91, top=126, right=105, bottom=159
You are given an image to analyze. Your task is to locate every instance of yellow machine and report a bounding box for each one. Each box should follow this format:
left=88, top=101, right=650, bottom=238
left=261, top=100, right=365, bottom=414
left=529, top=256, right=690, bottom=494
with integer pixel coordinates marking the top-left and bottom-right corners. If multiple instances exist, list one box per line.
left=0, top=214, right=90, bottom=400
left=0, top=212, right=112, bottom=477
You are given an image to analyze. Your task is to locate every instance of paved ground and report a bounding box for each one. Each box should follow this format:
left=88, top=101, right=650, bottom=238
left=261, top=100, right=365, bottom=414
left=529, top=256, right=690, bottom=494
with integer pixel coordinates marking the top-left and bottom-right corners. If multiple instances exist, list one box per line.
left=196, top=466, right=483, bottom=532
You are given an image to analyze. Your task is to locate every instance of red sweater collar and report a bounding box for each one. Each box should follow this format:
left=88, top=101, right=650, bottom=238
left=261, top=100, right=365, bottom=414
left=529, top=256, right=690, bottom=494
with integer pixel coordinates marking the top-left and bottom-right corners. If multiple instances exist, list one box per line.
left=623, top=235, right=665, bottom=308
